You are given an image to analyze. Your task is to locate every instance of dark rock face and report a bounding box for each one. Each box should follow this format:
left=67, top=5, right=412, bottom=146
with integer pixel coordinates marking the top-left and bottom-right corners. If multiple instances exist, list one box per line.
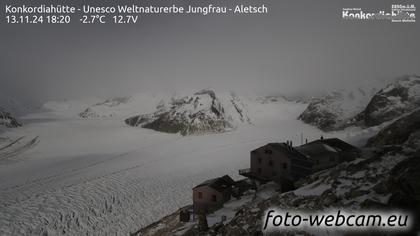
left=359, top=75, right=420, bottom=127
left=0, top=108, right=22, bottom=128
left=385, top=152, right=420, bottom=232
left=387, top=152, right=420, bottom=208
left=366, top=109, right=420, bottom=147
left=298, top=95, right=339, bottom=131
left=125, top=90, right=249, bottom=136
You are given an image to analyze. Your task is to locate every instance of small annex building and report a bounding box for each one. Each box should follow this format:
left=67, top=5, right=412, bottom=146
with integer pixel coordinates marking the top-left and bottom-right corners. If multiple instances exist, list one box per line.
left=192, top=175, right=235, bottom=214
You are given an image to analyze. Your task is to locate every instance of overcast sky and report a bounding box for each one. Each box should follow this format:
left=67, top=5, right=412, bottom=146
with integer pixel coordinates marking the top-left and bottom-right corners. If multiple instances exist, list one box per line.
left=1, top=0, right=419, bottom=104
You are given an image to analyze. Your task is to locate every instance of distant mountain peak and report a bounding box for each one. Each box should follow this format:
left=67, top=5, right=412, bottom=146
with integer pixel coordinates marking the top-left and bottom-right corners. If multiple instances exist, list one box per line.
left=125, top=89, right=251, bottom=136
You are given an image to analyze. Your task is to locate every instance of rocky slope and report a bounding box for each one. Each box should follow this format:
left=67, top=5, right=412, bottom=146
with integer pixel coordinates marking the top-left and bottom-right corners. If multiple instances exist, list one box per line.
left=298, top=87, right=377, bottom=131
left=299, top=75, right=420, bottom=131
left=212, top=150, right=420, bottom=235
left=366, top=109, right=420, bottom=148
left=125, top=89, right=251, bottom=136
left=357, top=75, right=420, bottom=127
left=0, top=108, right=21, bottom=128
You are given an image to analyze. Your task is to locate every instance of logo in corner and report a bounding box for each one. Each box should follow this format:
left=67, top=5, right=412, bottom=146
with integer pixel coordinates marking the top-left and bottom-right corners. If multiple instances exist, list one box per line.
left=342, top=4, right=416, bottom=22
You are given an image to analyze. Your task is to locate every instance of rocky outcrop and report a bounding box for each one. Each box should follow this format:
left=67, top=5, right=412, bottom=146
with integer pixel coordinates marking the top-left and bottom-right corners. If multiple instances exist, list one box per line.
left=366, top=109, right=420, bottom=148
left=386, top=152, right=420, bottom=211
left=358, top=75, right=420, bottom=127
left=298, top=94, right=342, bottom=131
left=0, top=108, right=22, bottom=128
left=125, top=90, right=250, bottom=136
left=298, top=88, right=374, bottom=131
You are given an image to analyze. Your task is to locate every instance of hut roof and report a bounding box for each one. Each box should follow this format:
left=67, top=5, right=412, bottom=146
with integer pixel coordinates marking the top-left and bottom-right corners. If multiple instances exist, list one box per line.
left=193, top=175, right=234, bottom=192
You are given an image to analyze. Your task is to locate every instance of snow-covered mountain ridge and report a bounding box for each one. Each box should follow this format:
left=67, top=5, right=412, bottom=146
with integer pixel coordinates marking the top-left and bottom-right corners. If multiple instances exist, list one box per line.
left=299, top=75, right=420, bottom=131
left=124, top=89, right=251, bottom=136
left=298, top=87, right=378, bottom=131
left=356, top=75, right=420, bottom=127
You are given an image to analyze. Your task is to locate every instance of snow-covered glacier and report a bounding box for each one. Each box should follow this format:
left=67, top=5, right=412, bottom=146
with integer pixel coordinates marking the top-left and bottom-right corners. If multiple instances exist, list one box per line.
left=0, top=91, right=377, bottom=235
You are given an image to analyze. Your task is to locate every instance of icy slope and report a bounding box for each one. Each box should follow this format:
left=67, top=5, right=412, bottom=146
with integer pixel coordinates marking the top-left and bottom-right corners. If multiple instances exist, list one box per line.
left=125, top=89, right=251, bottom=135
left=0, top=135, right=39, bottom=160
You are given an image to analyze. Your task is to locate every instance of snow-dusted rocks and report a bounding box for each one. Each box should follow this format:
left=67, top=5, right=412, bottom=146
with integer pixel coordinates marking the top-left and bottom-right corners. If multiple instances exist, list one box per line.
left=358, top=75, right=420, bottom=127
left=299, top=75, right=420, bottom=131
left=298, top=88, right=375, bottom=131
left=0, top=94, right=28, bottom=128
left=212, top=150, right=417, bottom=235
left=0, top=108, right=21, bottom=128
left=79, top=97, right=131, bottom=118
left=125, top=89, right=251, bottom=136
left=366, top=109, right=420, bottom=148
